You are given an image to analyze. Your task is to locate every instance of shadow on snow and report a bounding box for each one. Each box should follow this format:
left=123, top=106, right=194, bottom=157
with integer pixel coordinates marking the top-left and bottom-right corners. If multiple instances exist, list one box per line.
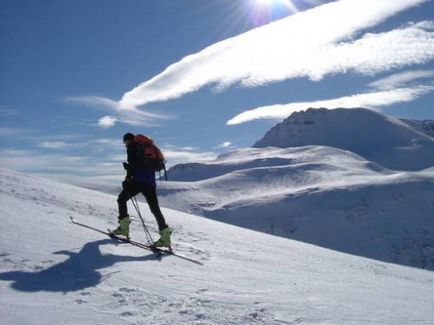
left=0, top=239, right=156, bottom=293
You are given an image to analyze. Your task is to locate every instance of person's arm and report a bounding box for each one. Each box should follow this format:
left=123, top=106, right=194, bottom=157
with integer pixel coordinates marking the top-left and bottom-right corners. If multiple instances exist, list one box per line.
left=125, top=143, right=137, bottom=179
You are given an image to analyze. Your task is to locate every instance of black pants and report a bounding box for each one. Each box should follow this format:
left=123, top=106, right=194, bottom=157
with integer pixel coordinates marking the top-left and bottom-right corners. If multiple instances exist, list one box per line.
left=117, top=180, right=167, bottom=231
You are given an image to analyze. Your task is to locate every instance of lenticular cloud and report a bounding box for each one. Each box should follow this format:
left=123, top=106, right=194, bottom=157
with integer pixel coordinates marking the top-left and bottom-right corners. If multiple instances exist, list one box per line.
left=117, top=0, right=430, bottom=110
left=226, top=84, right=434, bottom=125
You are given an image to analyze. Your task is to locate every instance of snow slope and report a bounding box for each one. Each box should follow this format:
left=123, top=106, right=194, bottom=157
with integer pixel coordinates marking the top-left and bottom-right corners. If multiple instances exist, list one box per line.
left=253, top=108, right=434, bottom=171
left=159, top=146, right=434, bottom=270
left=1, top=168, right=434, bottom=324
left=400, top=118, right=434, bottom=138
left=166, top=145, right=389, bottom=182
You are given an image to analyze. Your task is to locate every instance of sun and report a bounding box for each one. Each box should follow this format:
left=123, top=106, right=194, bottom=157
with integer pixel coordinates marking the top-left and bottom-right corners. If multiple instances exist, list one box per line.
left=254, top=0, right=299, bottom=13
left=256, top=0, right=275, bottom=5
left=245, top=0, right=321, bottom=27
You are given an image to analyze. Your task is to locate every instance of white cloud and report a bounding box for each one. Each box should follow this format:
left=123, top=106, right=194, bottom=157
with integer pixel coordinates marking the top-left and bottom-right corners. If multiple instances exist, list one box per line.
left=97, top=115, right=117, bottom=128
left=114, top=0, right=430, bottom=110
left=215, top=141, right=233, bottom=149
left=310, top=21, right=434, bottom=79
left=65, top=96, right=172, bottom=128
left=368, top=69, right=434, bottom=90
left=227, top=84, right=434, bottom=124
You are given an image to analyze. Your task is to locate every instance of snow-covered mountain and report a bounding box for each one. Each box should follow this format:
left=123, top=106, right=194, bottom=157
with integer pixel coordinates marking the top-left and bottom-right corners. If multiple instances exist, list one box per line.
left=167, top=145, right=388, bottom=182
left=162, top=109, right=434, bottom=270
left=159, top=146, right=434, bottom=270
left=253, top=108, right=434, bottom=171
left=400, top=117, right=434, bottom=138
left=1, top=168, right=434, bottom=324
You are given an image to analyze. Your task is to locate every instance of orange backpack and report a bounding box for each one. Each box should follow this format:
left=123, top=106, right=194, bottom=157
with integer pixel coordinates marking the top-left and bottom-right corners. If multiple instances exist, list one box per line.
left=134, top=135, right=166, bottom=176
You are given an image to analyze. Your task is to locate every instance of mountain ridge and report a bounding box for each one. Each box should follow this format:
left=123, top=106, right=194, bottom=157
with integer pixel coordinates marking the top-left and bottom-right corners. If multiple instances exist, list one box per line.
left=160, top=108, right=434, bottom=270
left=253, top=107, right=434, bottom=171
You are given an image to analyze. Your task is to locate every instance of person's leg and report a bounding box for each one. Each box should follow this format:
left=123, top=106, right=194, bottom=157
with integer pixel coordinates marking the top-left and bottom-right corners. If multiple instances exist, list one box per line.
left=117, top=181, right=141, bottom=218
left=117, top=188, right=130, bottom=219
left=141, top=185, right=168, bottom=231
left=112, top=181, right=141, bottom=236
left=141, top=185, right=171, bottom=247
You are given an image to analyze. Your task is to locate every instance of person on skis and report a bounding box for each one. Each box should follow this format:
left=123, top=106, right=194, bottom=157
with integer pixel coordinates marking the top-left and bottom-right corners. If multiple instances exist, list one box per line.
left=110, top=132, right=172, bottom=248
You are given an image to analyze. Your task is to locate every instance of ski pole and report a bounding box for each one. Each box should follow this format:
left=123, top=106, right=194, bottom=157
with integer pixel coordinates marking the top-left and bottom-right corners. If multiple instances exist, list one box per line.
left=131, top=196, right=153, bottom=245
left=130, top=196, right=155, bottom=246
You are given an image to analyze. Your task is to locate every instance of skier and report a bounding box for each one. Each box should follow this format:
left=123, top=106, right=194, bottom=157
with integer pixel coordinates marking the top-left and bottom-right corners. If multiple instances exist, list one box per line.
left=110, top=133, right=172, bottom=248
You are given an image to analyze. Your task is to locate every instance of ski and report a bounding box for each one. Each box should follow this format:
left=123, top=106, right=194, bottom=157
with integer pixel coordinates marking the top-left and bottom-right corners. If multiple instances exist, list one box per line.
left=70, top=217, right=203, bottom=265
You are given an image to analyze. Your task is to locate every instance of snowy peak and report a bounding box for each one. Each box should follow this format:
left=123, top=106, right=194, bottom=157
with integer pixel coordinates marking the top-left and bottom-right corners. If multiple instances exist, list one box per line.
left=253, top=108, right=434, bottom=170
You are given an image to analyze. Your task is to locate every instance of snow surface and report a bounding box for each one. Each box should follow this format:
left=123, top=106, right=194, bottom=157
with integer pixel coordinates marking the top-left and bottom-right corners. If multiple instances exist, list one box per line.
left=161, top=109, right=434, bottom=271
left=253, top=108, right=434, bottom=171
left=1, top=168, right=434, bottom=324
left=160, top=146, right=434, bottom=271
left=400, top=118, right=434, bottom=139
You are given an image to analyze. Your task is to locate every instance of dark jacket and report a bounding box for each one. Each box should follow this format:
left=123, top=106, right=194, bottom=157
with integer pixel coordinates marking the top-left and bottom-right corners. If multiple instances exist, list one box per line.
left=126, top=141, right=156, bottom=187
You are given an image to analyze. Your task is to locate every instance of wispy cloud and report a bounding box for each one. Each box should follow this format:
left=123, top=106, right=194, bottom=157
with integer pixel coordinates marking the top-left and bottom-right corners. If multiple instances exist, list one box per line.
left=0, top=136, right=219, bottom=180
left=31, top=136, right=122, bottom=151
left=0, top=149, right=89, bottom=174
left=368, top=69, right=434, bottom=90
left=92, top=138, right=122, bottom=146
left=0, top=147, right=127, bottom=183
left=0, top=127, right=31, bottom=137
left=64, top=96, right=119, bottom=110
left=0, top=135, right=139, bottom=187
left=64, top=96, right=172, bottom=128
left=37, top=141, right=70, bottom=149
left=114, top=0, right=430, bottom=110
left=227, top=83, right=434, bottom=124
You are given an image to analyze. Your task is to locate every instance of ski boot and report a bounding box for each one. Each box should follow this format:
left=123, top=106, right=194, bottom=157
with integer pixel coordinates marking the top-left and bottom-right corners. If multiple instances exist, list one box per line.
left=110, top=216, right=130, bottom=238
left=154, top=226, right=172, bottom=248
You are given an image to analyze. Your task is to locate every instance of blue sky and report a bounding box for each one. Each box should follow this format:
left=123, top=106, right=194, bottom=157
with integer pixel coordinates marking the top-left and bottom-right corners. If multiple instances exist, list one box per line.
left=1, top=0, right=434, bottom=184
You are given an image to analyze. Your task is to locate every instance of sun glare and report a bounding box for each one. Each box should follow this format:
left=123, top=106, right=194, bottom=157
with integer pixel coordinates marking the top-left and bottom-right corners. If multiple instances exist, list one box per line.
left=255, top=0, right=299, bottom=12
left=256, top=0, right=275, bottom=6
left=250, top=0, right=301, bottom=26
